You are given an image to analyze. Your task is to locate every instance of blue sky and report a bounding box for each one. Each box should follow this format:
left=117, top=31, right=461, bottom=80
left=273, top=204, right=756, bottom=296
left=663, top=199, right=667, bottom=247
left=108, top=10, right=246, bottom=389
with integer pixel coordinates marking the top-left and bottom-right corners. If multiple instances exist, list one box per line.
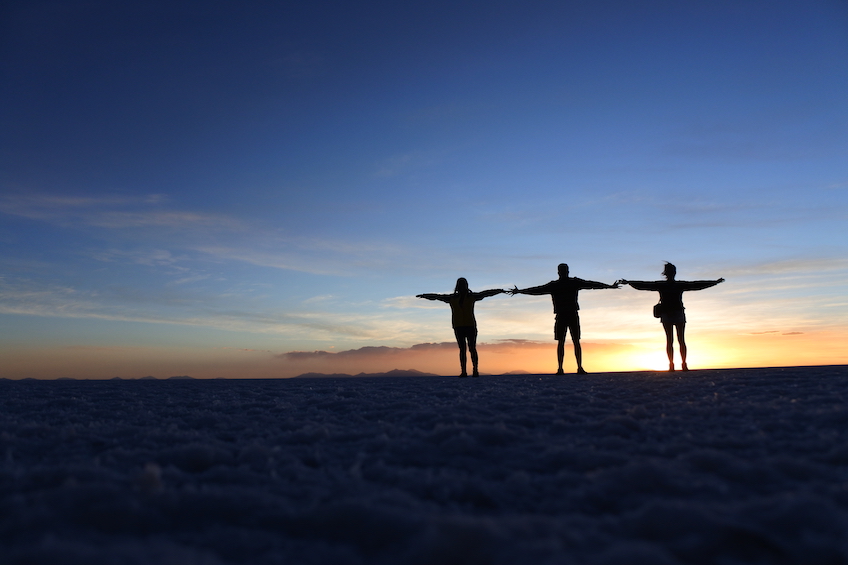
left=1, top=0, right=847, bottom=377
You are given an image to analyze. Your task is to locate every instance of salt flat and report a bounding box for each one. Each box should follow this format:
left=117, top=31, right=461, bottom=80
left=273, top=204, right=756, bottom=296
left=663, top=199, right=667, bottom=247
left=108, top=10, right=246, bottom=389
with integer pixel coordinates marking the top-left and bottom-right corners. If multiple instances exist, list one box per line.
left=1, top=366, right=847, bottom=564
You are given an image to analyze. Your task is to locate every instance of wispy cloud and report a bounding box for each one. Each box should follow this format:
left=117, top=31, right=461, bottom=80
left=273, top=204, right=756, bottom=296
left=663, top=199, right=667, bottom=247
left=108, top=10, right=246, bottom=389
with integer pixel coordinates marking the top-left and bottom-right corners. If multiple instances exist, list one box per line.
left=302, top=294, right=336, bottom=304
left=89, top=248, right=185, bottom=267
left=0, top=193, right=142, bottom=216
left=0, top=193, right=235, bottom=229
left=374, top=153, right=415, bottom=178
left=2, top=190, right=409, bottom=276
left=721, top=257, right=848, bottom=277
left=0, top=276, right=376, bottom=338
left=85, top=210, right=242, bottom=230
left=193, top=239, right=404, bottom=276
left=218, top=346, right=274, bottom=353
left=383, top=296, right=442, bottom=309
left=170, top=275, right=211, bottom=285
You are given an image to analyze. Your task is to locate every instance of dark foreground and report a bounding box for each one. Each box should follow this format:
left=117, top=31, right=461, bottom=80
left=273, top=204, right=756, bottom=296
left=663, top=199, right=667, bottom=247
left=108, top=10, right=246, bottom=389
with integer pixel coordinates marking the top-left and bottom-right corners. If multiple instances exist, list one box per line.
left=1, top=366, right=847, bottom=564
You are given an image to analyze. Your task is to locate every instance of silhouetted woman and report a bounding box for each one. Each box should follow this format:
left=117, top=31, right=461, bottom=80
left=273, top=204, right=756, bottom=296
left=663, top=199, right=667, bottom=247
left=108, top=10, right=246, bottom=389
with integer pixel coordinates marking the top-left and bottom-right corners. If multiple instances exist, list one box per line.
left=417, top=278, right=505, bottom=377
left=620, top=263, right=724, bottom=372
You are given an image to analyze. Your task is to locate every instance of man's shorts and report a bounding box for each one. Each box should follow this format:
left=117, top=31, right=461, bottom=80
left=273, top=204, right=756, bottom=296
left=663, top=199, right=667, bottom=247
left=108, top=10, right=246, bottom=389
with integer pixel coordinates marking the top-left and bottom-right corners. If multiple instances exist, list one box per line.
left=554, top=312, right=580, bottom=341
left=454, top=326, right=478, bottom=342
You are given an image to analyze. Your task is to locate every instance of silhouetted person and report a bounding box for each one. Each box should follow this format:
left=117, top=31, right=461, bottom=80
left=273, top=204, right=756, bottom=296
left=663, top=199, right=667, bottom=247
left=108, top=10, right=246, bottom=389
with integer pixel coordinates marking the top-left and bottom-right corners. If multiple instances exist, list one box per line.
left=620, top=263, right=724, bottom=372
left=511, top=264, right=619, bottom=375
left=417, top=278, right=505, bottom=377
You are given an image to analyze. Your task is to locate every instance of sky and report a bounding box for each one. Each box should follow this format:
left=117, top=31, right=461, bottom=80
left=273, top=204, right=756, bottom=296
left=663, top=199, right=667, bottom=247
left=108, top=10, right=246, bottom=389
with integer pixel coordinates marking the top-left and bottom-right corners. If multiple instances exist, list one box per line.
left=1, top=0, right=847, bottom=379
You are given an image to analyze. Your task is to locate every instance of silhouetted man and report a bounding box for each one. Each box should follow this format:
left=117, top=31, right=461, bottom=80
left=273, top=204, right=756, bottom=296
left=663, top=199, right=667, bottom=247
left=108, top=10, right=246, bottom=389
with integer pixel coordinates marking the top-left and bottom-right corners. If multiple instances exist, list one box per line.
left=511, top=264, right=618, bottom=374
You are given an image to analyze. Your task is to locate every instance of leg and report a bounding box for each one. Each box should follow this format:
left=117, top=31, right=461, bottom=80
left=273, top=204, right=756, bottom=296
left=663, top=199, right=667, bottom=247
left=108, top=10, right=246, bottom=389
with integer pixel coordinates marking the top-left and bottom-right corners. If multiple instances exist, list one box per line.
left=571, top=315, right=586, bottom=374
left=676, top=323, right=688, bottom=371
left=556, top=338, right=565, bottom=374
left=468, top=331, right=479, bottom=376
left=554, top=316, right=565, bottom=374
left=573, top=336, right=585, bottom=374
left=663, top=321, right=675, bottom=371
left=454, top=330, right=468, bottom=377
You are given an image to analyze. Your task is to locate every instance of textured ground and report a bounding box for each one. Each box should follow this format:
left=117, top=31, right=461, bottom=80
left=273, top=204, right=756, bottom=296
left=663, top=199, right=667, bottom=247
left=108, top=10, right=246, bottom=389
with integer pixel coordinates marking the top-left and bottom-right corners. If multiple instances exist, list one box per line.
left=2, top=366, right=847, bottom=564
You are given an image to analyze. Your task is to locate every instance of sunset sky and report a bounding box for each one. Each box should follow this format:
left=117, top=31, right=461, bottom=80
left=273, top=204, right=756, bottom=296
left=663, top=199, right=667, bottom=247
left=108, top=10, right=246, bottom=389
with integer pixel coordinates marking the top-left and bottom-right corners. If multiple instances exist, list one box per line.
left=2, top=0, right=847, bottom=378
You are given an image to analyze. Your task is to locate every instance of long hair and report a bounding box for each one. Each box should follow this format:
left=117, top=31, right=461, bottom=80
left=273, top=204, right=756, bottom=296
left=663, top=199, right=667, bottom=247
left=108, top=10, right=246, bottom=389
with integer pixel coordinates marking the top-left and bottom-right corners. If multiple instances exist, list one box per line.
left=454, top=277, right=470, bottom=305
left=663, top=262, right=677, bottom=279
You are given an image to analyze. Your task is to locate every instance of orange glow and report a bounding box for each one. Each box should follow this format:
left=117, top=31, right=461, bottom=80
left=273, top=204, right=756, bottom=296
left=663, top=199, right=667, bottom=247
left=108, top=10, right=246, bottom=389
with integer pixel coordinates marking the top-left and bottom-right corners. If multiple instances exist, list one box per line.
left=602, top=329, right=848, bottom=372
left=0, top=345, right=287, bottom=380
left=1, top=327, right=846, bottom=379
left=688, top=330, right=848, bottom=369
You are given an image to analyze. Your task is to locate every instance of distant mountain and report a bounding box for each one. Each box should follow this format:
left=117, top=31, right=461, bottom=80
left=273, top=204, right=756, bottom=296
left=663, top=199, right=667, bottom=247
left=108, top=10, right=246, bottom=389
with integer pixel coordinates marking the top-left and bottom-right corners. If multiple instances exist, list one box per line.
left=293, top=368, right=439, bottom=379
left=167, top=375, right=194, bottom=380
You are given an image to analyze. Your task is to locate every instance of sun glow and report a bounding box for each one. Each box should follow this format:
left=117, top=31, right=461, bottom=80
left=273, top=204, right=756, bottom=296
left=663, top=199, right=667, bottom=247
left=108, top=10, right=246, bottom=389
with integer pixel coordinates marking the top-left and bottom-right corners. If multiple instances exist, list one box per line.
left=625, top=351, right=669, bottom=372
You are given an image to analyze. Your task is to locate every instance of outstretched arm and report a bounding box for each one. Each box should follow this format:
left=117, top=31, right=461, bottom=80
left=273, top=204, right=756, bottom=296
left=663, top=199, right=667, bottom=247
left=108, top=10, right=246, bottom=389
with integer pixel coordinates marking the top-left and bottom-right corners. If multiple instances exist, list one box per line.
left=681, top=278, right=725, bottom=291
left=416, top=293, right=451, bottom=303
left=473, top=288, right=506, bottom=300
left=581, top=279, right=620, bottom=290
left=619, top=280, right=663, bottom=291
left=510, top=283, right=552, bottom=296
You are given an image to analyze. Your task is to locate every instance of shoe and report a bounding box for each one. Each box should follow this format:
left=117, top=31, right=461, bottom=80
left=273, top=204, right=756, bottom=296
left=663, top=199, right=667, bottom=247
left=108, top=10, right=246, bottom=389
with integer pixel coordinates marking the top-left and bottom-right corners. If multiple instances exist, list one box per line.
left=472, top=369, right=479, bottom=377
left=682, top=363, right=689, bottom=372
left=459, top=372, right=468, bottom=378
left=555, top=369, right=564, bottom=375
left=668, top=363, right=675, bottom=372
left=577, top=368, right=588, bottom=374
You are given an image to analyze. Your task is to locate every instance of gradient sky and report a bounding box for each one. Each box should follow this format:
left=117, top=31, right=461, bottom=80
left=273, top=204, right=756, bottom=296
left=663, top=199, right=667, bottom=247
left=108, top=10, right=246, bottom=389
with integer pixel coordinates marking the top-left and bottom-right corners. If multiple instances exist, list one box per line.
left=2, top=0, right=847, bottom=378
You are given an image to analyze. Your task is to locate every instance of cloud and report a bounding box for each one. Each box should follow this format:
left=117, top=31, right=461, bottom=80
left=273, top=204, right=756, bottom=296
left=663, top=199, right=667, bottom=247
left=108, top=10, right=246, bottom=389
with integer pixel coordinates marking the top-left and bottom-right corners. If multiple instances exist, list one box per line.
left=281, top=350, right=341, bottom=361
left=85, top=210, right=242, bottom=230
left=374, top=153, right=414, bottom=178
left=302, top=294, right=336, bottom=304
left=1, top=189, right=410, bottom=276
left=90, top=248, right=185, bottom=267
left=0, top=193, right=239, bottom=230
left=170, top=275, right=211, bottom=285
left=281, top=342, right=476, bottom=361
left=384, top=296, right=441, bottom=309
left=275, top=339, right=646, bottom=377
left=193, top=241, right=403, bottom=276
left=0, top=276, right=377, bottom=339
left=63, top=345, right=146, bottom=352
left=721, top=257, right=848, bottom=277
left=0, top=193, right=139, bottom=216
